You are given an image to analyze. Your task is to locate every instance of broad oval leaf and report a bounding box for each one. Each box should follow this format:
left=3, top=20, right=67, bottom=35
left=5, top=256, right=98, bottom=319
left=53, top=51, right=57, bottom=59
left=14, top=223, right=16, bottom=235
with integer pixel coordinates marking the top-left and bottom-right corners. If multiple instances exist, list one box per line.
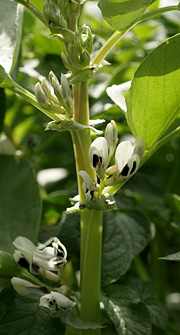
left=0, top=0, right=24, bottom=73
left=126, top=33, right=180, bottom=149
left=101, top=284, right=151, bottom=335
left=0, top=294, right=65, bottom=335
left=102, top=210, right=151, bottom=285
left=0, top=155, right=42, bottom=253
left=129, top=279, right=168, bottom=330
left=98, top=0, right=152, bottom=31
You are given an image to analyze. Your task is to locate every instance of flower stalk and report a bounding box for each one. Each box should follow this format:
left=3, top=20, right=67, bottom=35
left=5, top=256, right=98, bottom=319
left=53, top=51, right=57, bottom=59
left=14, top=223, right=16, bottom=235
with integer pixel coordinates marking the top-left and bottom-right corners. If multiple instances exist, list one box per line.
left=71, top=80, right=102, bottom=334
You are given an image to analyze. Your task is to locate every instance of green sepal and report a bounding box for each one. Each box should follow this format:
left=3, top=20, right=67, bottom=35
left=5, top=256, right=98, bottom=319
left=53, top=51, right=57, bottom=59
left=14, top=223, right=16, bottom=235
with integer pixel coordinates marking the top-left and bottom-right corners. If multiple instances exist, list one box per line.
left=80, top=194, right=117, bottom=211
left=61, top=52, right=82, bottom=72
left=45, top=120, right=103, bottom=134
left=70, top=68, right=94, bottom=84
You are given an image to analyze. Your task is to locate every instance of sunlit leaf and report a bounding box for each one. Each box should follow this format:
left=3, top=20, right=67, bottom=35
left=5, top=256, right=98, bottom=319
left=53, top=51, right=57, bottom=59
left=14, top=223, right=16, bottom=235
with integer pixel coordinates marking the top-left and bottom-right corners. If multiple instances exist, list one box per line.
left=0, top=0, right=23, bottom=73
left=126, top=34, right=180, bottom=149
left=98, top=0, right=152, bottom=31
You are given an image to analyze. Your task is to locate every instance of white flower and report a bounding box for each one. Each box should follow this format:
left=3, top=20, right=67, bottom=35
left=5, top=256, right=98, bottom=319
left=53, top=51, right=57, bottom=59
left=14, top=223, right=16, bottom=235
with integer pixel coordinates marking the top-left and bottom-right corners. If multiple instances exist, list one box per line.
left=11, top=277, right=48, bottom=299
left=39, top=291, right=76, bottom=310
left=33, top=237, right=67, bottom=272
left=78, top=170, right=97, bottom=200
left=13, top=236, right=37, bottom=272
left=115, top=137, right=145, bottom=181
left=89, top=137, right=108, bottom=176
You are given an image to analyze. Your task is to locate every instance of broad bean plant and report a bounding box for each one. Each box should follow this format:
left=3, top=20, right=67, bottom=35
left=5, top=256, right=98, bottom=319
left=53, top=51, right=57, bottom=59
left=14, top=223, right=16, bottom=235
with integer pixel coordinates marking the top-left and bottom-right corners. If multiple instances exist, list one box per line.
left=0, top=0, right=180, bottom=334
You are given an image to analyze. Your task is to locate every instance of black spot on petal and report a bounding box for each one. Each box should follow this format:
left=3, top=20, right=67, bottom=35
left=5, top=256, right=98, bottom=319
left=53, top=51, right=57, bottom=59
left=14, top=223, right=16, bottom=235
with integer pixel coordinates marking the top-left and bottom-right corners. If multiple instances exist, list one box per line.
left=120, top=164, right=129, bottom=177
left=93, top=154, right=99, bottom=168
left=130, top=161, right=137, bottom=175
left=18, top=258, right=29, bottom=269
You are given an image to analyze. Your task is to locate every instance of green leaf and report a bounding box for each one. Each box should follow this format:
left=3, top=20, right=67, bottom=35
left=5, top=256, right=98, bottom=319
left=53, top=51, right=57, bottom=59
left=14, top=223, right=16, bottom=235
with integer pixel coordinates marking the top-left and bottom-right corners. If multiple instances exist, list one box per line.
left=0, top=65, right=15, bottom=88
left=129, top=279, right=168, bottom=329
left=0, top=155, right=42, bottom=253
left=46, top=120, right=103, bottom=134
left=0, top=0, right=24, bottom=73
left=126, top=34, right=180, bottom=149
left=102, top=284, right=151, bottom=335
left=0, top=294, right=65, bottom=335
left=98, top=0, right=152, bottom=31
left=59, top=213, right=80, bottom=261
left=102, top=210, right=151, bottom=285
left=0, top=89, right=5, bottom=133
left=0, top=251, right=21, bottom=277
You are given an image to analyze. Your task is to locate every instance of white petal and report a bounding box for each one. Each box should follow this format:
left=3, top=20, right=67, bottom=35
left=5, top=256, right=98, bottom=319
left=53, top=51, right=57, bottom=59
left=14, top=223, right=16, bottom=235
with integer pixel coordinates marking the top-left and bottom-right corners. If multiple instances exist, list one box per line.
left=106, top=81, right=131, bottom=112
left=33, top=247, right=58, bottom=271
left=115, top=141, right=134, bottom=174
left=13, top=236, right=36, bottom=265
left=52, top=237, right=67, bottom=260
left=40, top=293, right=56, bottom=310
left=78, top=170, right=96, bottom=193
left=89, top=137, right=108, bottom=172
left=40, top=291, right=76, bottom=310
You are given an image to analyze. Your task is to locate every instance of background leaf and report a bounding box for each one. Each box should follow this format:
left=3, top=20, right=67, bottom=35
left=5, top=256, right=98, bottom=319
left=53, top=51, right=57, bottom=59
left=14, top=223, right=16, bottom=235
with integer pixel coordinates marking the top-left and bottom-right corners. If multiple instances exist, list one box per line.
left=0, top=291, right=65, bottom=335
left=101, top=210, right=151, bottom=286
left=126, top=33, right=180, bottom=149
left=0, top=154, right=42, bottom=253
left=101, top=284, right=151, bottom=335
left=129, top=279, right=168, bottom=330
left=98, top=0, right=152, bottom=31
left=0, top=0, right=24, bottom=73
left=0, top=88, right=5, bottom=133
left=0, top=251, right=21, bottom=277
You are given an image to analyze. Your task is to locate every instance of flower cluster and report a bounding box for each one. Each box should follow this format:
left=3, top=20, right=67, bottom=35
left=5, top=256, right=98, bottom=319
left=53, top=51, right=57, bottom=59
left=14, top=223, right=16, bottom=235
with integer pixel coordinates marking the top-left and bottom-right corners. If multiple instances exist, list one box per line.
left=12, top=236, right=76, bottom=311
left=79, top=121, right=145, bottom=201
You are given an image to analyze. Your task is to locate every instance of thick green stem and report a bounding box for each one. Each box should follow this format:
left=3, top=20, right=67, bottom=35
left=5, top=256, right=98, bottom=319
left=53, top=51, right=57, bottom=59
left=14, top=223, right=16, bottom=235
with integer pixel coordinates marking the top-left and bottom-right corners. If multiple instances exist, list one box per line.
left=71, top=81, right=102, bottom=333
left=80, top=210, right=103, bottom=334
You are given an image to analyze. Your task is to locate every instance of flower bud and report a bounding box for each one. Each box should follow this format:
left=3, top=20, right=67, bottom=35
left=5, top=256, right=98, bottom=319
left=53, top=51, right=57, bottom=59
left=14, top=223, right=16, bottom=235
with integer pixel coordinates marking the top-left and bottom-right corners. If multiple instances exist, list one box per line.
left=43, top=0, right=66, bottom=31
left=35, top=82, right=51, bottom=110
left=39, top=291, right=76, bottom=310
left=105, top=120, right=118, bottom=161
left=89, top=137, right=108, bottom=177
left=11, top=277, right=48, bottom=299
